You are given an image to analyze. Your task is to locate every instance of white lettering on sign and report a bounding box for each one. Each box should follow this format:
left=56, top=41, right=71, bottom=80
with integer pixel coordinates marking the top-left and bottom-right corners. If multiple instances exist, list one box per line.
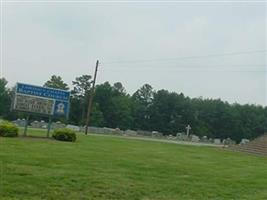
left=14, top=94, right=55, bottom=115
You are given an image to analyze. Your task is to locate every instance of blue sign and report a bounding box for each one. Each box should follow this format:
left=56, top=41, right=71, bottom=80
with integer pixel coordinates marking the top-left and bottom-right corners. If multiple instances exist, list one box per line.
left=14, top=83, right=70, bottom=118
left=16, top=83, right=70, bottom=101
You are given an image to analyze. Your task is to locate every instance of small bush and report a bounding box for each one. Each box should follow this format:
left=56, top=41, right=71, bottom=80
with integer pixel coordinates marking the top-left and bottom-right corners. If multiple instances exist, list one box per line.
left=0, top=121, right=19, bottom=137
left=52, top=128, right=76, bottom=142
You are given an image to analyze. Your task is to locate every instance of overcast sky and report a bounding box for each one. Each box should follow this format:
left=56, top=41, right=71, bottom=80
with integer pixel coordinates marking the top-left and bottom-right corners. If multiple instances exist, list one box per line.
left=1, top=1, right=266, bottom=106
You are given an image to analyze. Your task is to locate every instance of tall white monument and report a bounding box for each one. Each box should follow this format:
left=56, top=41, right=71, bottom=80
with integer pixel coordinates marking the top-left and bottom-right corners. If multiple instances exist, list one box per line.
left=186, top=125, right=191, bottom=136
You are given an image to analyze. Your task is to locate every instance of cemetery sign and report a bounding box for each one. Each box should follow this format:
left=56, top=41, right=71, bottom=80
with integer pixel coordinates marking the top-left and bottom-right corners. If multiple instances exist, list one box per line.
left=12, top=83, right=70, bottom=118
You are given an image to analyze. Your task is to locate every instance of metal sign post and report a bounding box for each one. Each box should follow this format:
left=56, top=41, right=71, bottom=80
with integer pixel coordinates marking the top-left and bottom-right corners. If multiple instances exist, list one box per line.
left=23, top=115, right=30, bottom=136
left=47, top=117, right=52, bottom=138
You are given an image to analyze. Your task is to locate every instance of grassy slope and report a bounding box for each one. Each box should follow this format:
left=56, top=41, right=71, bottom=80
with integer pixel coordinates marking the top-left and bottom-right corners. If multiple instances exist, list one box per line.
left=0, top=128, right=266, bottom=200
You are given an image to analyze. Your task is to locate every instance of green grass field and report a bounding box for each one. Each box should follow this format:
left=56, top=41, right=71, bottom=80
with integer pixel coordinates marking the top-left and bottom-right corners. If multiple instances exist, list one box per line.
left=0, top=128, right=266, bottom=200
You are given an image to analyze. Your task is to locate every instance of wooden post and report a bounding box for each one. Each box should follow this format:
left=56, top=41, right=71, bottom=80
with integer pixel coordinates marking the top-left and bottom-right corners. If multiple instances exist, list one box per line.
left=85, top=60, right=99, bottom=135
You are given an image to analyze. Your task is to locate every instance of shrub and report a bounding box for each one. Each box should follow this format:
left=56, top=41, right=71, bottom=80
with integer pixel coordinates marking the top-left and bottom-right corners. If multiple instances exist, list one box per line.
left=52, top=128, right=76, bottom=142
left=0, top=121, right=19, bottom=137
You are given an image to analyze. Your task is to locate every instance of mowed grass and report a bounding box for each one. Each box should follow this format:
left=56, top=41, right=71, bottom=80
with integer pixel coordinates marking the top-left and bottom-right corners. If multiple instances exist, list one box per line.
left=0, top=128, right=266, bottom=200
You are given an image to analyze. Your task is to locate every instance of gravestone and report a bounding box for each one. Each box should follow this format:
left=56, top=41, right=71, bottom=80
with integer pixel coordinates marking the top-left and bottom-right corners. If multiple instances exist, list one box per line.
left=66, top=124, right=80, bottom=132
left=13, top=119, right=26, bottom=127
left=214, top=138, right=221, bottom=145
left=186, top=125, right=191, bottom=136
left=137, top=130, right=152, bottom=137
left=103, top=127, right=117, bottom=134
left=52, top=121, right=66, bottom=129
left=31, top=121, right=41, bottom=128
left=40, top=120, right=47, bottom=128
left=84, top=126, right=102, bottom=134
left=191, top=135, right=200, bottom=142
left=223, top=138, right=236, bottom=145
left=200, top=136, right=208, bottom=143
left=152, top=131, right=163, bottom=137
left=115, top=128, right=124, bottom=135
left=125, top=129, right=138, bottom=136
left=167, top=135, right=175, bottom=140
left=30, top=120, right=47, bottom=128
left=81, top=126, right=123, bottom=135
left=176, top=132, right=183, bottom=140
left=176, top=132, right=189, bottom=141
left=240, top=139, right=250, bottom=145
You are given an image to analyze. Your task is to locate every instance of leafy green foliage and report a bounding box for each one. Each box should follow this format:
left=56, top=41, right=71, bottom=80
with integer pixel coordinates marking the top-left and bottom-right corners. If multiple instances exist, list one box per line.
left=52, top=128, right=77, bottom=142
left=132, top=84, right=153, bottom=130
left=113, top=82, right=126, bottom=96
left=0, top=121, right=19, bottom=137
left=1, top=75, right=267, bottom=141
left=0, top=78, right=12, bottom=118
left=94, top=82, right=133, bottom=129
left=44, top=75, right=69, bottom=90
left=72, top=75, right=92, bottom=98
left=69, top=75, right=93, bottom=125
left=90, top=103, right=105, bottom=127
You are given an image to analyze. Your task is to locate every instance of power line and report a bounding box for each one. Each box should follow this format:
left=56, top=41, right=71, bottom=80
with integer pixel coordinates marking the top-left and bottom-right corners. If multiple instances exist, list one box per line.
left=100, top=64, right=266, bottom=68
left=5, top=0, right=266, bottom=3
left=100, top=69, right=266, bottom=72
left=101, top=49, right=267, bottom=65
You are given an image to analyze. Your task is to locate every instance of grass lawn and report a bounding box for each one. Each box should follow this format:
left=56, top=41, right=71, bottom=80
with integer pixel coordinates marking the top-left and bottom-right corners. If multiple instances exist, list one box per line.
left=0, top=128, right=266, bottom=200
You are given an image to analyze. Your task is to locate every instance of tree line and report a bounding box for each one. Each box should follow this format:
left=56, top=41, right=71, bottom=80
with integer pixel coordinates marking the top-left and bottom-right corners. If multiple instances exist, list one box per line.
left=0, top=75, right=266, bottom=142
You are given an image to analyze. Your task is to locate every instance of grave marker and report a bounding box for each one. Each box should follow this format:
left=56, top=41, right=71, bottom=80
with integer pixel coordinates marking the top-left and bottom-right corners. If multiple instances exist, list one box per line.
left=186, top=125, right=191, bottom=136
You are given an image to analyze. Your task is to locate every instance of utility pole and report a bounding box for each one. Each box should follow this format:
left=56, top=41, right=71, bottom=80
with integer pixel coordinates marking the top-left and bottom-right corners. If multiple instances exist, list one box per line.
left=85, top=60, right=99, bottom=135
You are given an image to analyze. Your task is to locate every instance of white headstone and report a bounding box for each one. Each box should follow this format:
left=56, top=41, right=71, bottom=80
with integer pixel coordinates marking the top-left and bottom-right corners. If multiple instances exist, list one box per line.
left=191, top=135, right=200, bottom=142
left=240, top=139, right=250, bottom=145
left=214, top=138, right=221, bottom=145
left=66, top=125, right=80, bottom=132
left=186, top=125, right=191, bottom=136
